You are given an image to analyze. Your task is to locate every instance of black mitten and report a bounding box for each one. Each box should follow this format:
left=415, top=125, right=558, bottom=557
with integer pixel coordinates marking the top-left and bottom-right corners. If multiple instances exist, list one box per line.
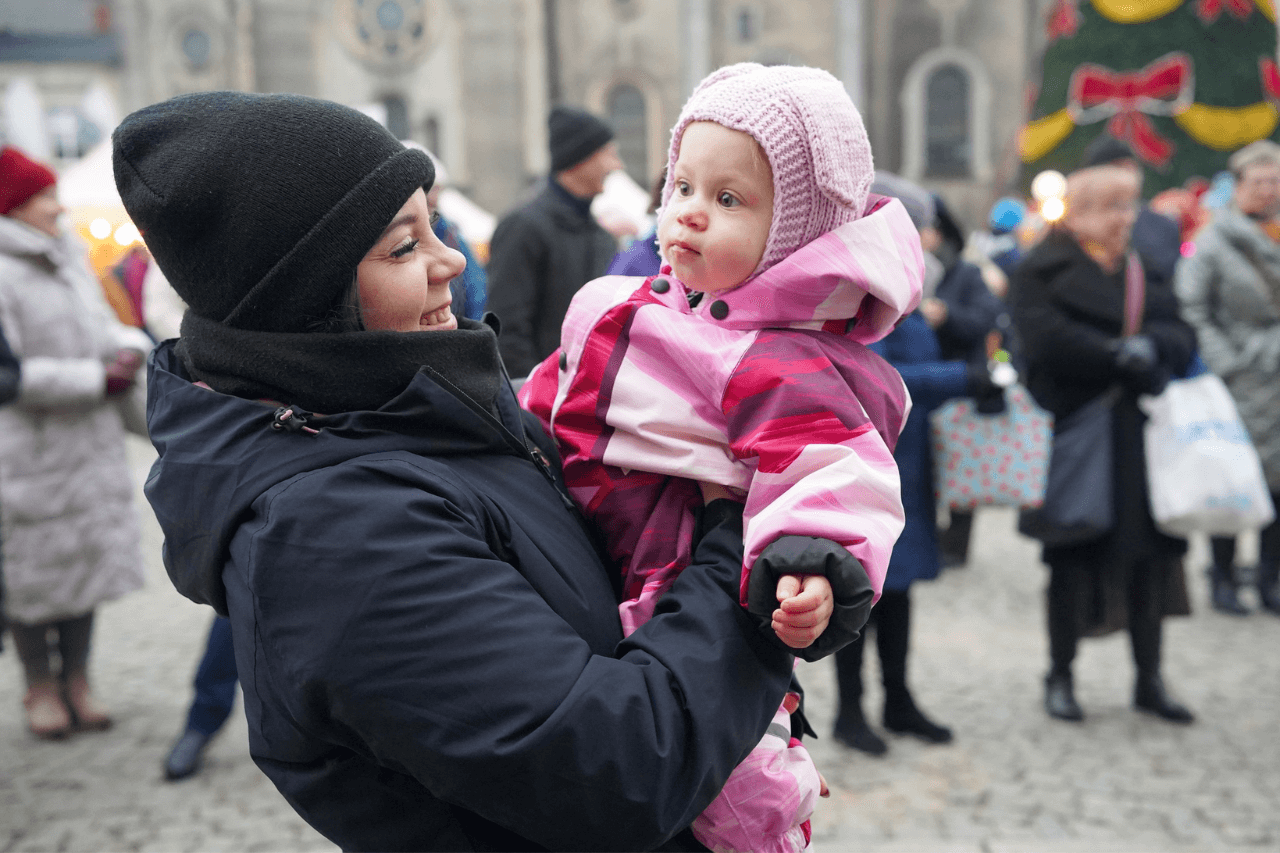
left=965, top=360, right=1007, bottom=415
left=1114, top=335, right=1168, bottom=395
left=748, top=536, right=875, bottom=662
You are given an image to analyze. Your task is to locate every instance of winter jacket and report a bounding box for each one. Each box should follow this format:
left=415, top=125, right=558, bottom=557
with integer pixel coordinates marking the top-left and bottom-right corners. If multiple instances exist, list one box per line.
left=607, top=229, right=663, bottom=278
left=869, top=312, right=969, bottom=590
left=520, top=195, right=922, bottom=650
left=933, top=258, right=1010, bottom=363
left=0, top=216, right=150, bottom=624
left=487, top=180, right=619, bottom=377
left=1175, top=206, right=1280, bottom=488
left=143, top=336, right=795, bottom=852
left=1011, top=229, right=1195, bottom=566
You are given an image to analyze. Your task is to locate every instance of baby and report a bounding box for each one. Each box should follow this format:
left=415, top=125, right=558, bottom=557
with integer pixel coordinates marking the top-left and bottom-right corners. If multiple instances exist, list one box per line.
left=520, top=64, right=923, bottom=853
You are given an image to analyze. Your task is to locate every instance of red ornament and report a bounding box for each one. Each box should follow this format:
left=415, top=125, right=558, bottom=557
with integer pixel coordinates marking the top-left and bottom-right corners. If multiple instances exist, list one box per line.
left=1068, top=53, right=1193, bottom=168
left=1262, top=58, right=1280, bottom=106
left=1195, top=0, right=1254, bottom=23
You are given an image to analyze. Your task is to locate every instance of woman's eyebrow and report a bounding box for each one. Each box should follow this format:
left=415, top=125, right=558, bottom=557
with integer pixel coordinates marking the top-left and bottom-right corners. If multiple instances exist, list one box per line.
left=379, top=213, right=419, bottom=237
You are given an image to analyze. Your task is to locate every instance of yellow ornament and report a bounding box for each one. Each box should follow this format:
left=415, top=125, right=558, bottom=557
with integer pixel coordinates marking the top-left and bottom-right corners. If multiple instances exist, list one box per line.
left=1257, top=0, right=1275, bottom=22
left=1174, top=101, right=1280, bottom=150
left=1090, top=0, right=1183, bottom=23
left=1019, top=109, right=1076, bottom=162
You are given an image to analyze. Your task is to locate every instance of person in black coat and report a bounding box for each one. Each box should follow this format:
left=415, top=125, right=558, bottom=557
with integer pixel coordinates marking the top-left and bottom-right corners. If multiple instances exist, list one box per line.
left=486, top=106, right=623, bottom=378
left=113, top=92, right=802, bottom=851
left=1010, top=161, right=1197, bottom=725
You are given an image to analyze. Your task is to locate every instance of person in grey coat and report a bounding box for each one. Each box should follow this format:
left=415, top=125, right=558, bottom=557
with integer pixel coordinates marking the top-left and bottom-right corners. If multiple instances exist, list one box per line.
left=486, top=106, right=623, bottom=378
left=0, top=145, right=151, bottom=739
left=1175, top=140, right=1280, bottom=616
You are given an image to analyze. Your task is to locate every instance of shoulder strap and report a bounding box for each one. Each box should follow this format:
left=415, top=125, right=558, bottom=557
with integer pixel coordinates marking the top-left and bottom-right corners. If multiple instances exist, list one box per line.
left=1123, top=251, right=1145, bottom=337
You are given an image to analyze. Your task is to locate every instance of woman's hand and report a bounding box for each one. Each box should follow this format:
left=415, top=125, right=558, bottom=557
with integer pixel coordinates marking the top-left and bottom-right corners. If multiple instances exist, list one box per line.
left=771, top=574, right=834, bottom=648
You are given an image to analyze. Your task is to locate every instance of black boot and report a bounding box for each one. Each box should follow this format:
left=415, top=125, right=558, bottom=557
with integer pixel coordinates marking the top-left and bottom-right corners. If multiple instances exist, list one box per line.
left=1134, top=674, right=1194, bottom=723
left=1209, top=561, right=1249, bottom=615
left=1258, top=561, right=1280, bottom=615
left=832, top=634, right=888, bottom=755
left=883, top=687, right=953, bottom=743
left=833, top=706, right=888, bottom=756
left=1044, top=670, right=1084, bottom=721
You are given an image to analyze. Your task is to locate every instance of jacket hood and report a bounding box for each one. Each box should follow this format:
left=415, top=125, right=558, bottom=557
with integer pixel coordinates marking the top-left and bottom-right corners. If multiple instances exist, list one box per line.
left=665, top=195, right=923, bottom=344
left=144, top=339, right=534, bottom=615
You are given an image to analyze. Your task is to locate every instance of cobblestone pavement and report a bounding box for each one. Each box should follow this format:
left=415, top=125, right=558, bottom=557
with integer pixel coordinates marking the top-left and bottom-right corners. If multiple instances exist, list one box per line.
left=2, top=437, right=1278, bottom=852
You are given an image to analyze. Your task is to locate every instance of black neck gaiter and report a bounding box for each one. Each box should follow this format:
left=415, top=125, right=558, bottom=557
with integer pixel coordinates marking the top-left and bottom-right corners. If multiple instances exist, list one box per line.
left=177, top=313, right=506, bottom=414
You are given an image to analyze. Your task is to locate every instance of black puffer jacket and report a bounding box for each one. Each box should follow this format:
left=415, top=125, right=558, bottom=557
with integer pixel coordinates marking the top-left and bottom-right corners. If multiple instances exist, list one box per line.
left=486, top=180, right=618, bottom=377
left=144, top=339, right=792, bottom=852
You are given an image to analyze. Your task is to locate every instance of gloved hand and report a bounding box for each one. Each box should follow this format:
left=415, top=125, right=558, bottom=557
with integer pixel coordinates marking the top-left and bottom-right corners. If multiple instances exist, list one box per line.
left=1113, top=335, right=1168, bottom=395
left=965, top=360, right=1007, bottom=415
left=105, top=348, right=143, bottom=396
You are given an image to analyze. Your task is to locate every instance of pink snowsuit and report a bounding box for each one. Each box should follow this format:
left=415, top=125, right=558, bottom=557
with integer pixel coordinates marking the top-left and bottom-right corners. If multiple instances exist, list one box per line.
left=520, top=195, right=923, bottom=852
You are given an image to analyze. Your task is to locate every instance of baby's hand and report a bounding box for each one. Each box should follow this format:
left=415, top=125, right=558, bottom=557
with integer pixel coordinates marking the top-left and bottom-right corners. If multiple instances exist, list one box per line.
left=771, top=574, right=833, bottom=649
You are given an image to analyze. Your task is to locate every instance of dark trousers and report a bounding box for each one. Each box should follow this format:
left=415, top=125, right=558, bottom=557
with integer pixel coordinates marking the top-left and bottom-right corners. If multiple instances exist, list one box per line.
left=1047, top=558, right=1162, bottom=678
left=833, top=588, right=910, bottom=722
left=185, top=616, right=239, bottom=737
left=10, top=612, right=95, bottom=685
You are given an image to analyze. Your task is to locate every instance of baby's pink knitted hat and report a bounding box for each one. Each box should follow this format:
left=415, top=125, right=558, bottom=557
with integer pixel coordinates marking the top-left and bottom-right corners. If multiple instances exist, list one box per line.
left=661, top=63, right=874, bottom=277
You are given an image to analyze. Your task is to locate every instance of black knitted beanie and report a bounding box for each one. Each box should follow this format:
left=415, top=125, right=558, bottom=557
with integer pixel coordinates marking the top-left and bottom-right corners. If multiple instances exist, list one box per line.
left=548, top=105, right=614, bottom=173
left=112, top=91, right=433, bottom=333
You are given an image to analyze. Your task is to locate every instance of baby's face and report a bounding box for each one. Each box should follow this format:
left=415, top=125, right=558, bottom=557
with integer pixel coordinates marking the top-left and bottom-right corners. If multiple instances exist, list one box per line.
left=658, top=121, right=773, bottom=294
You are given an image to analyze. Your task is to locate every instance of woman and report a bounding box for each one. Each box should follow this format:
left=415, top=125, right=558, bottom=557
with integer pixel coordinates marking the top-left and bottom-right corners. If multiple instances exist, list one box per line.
left=113, top=91, right=798, bottom=852
left=0, top=145, right=151, bottom=738
left=1010, top=161, right=1197, bottom=724
left=1175, top=140, right=1280, bottom=616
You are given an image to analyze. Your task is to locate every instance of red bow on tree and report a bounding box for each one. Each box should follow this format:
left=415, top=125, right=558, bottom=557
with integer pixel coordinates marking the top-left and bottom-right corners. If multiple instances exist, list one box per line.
left=1195, top=0, right=1254, bottom=22
left=1068, top=53, right=1192, bottom=168
left=1046, top=0, right=1080, bottom=41
left=1262, top=58, right=1280, bottom=105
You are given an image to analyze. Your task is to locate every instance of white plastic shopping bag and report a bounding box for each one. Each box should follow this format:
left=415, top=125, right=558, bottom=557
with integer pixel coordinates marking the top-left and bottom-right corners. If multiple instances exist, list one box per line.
left=1141, top=373, right=1275, bottom=537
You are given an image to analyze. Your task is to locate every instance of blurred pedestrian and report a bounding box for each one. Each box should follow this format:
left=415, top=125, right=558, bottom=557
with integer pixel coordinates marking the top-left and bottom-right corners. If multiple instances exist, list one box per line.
left=0, top=322, right=18, bottom=653
left=487, top=106, right=622, bottom=377
left=1011, top=160, right=1197, bottom=724
left=1175, top=139, right=1280, bottom=616
left=163, top=615, right=237, bottom=780
left=921, top=193, right=1012, bottom=567
left=605, top=169, right=665, bottom=277
left=1082, top=135, right=1183, bottom=283
left=0, top=145, right=151, bottom=739
left=831, top=173, right=1004, bottom=755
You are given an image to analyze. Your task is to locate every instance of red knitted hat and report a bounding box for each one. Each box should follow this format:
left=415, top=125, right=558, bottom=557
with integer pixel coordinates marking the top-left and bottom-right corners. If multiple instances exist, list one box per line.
left=0, top=146, right=58, bottom=216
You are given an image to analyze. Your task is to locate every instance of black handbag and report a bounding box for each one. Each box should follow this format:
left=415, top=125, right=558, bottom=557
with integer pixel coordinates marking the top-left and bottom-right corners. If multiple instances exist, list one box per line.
left=1017, top=252, right=1145, bottom=547
left=1017, top=386, right=1121, bottom=546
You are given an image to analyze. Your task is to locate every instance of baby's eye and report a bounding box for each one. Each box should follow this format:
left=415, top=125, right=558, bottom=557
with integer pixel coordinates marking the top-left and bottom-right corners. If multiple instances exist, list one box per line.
left=718, top=191, right=741, bottom=208
left=676, top=180, right=692, bottom=196
left=429, top=210, right=442, bottom=226
left=390, top=238, right=419, bottom=258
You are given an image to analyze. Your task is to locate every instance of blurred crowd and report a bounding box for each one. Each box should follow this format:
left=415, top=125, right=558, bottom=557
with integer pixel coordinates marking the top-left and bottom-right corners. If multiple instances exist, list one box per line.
left=1, top=91, right=1277, bottom=815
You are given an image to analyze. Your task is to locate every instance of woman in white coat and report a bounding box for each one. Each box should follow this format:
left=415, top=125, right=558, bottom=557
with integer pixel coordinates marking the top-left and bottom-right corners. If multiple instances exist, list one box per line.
left=0, top=146, right=151, bottom=738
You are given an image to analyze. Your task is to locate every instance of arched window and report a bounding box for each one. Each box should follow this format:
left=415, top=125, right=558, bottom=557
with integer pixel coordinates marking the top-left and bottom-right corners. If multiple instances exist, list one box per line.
left=924, top=63, right=971, bottom=178
left=607, top=84, right=648, bottom=186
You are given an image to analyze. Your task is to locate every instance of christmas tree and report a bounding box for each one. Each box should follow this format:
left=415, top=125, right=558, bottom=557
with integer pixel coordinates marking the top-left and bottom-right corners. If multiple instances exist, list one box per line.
left=1019, top=0, right=1280, bottom=195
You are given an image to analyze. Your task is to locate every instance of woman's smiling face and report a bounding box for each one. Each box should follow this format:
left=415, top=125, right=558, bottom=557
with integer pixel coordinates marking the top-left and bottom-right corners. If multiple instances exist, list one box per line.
left=658, top=121, right=774, bottom=294
left=356, top=188, right=466, bottom=332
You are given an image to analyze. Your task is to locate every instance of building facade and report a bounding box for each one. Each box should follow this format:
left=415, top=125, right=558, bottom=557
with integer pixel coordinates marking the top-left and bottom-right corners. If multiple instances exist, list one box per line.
left=2, top=0, right=1052, bottom=229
